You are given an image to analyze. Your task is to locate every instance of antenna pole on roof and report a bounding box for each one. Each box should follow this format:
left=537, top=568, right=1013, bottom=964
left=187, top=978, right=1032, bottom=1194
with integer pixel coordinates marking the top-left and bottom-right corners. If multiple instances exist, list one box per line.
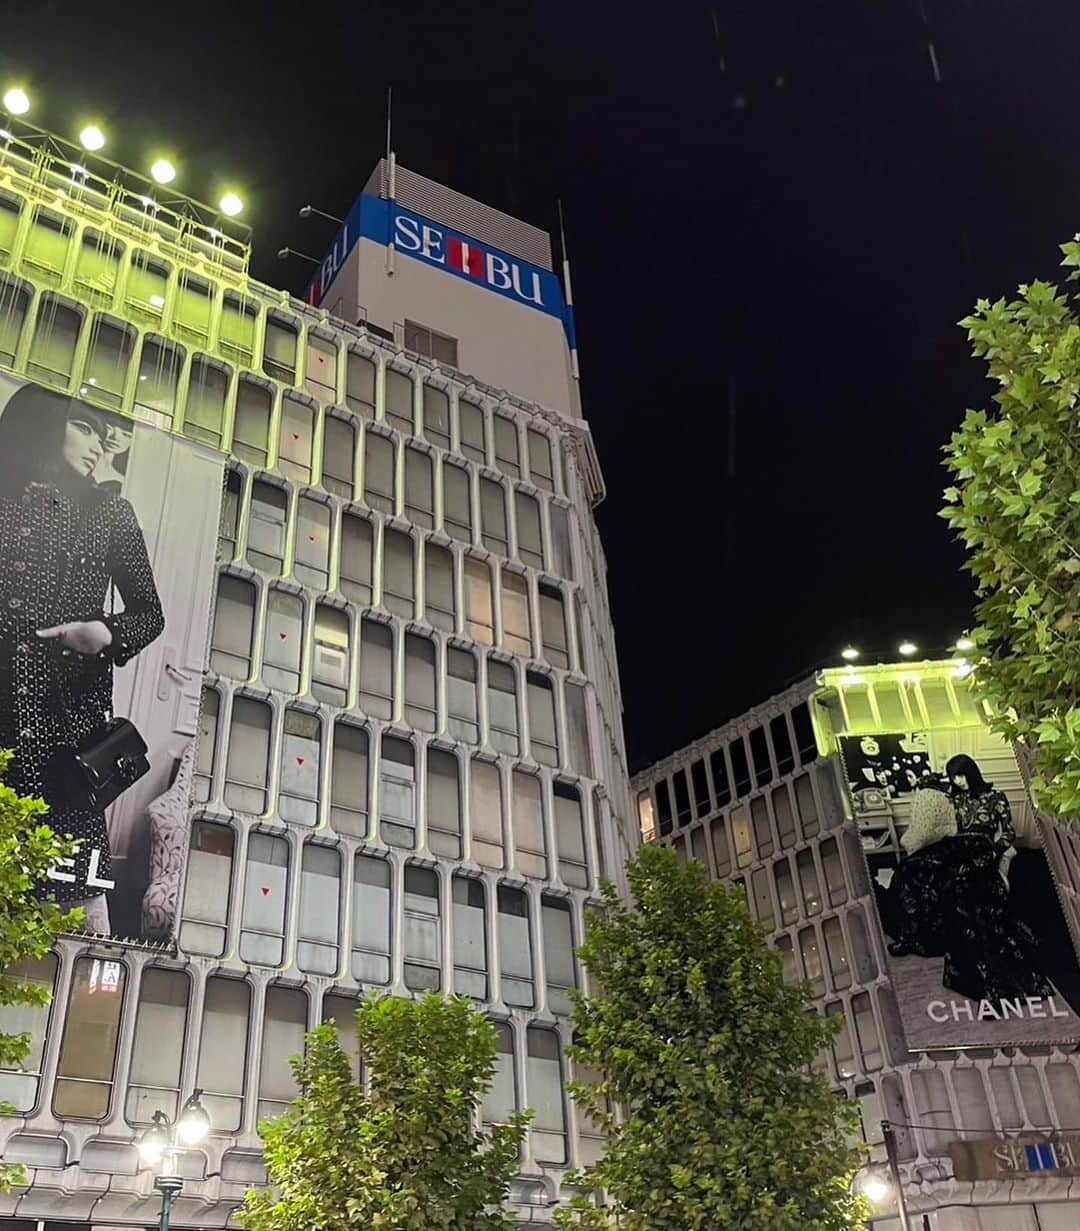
left=557, top=198, right=580, bottom=381
left=556, top=197, right=569, bottom=268
left=385, top=86, right=397, bottom=276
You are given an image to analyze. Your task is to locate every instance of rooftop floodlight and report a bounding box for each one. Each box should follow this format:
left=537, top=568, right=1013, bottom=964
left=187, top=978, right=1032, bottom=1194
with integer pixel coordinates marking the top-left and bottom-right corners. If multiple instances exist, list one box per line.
left=278, top=246, right=320, bottom=265
left=955, top=635, right=975, bottom=653
left=841, top=646, right=860, bottom=662
left=898, top=641, right=918, bottom=658
left=79, top=124, right=105, bottom=152
left=219, top=191, right=244, bottom=217
left=176, top=1089, right=211, bottom=1146
left=150, top=158, right=176, bottom=185
left=299, top=204, right=343, bottom=223
left=3, top=88, right=30, bottom=116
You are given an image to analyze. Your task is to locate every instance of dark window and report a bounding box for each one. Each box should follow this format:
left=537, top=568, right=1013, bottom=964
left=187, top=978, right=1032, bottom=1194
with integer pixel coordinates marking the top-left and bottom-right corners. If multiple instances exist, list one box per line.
left=423, top=384, right=451, bottom=450
left=690, top=759, right=710, bottom=817
left=749, top=727, right=773, bottom=788
left=729, top=739, right=752, bottom=798
left=218, top=469, right=242, bottom=562
left=404, top=319, right=458, bottom=368
left=709, top=748, right=731, bottom=807
left=770, top=714, right=796, bottom=775
left=672, top=770, right=692, bottom=825
left=791, top=703, right=818, bottom=764
left=322, top=415, right=356, bottom=497
left=263, top=313, right=298, bottom=383
left=655, top=779, right=673, bottom=837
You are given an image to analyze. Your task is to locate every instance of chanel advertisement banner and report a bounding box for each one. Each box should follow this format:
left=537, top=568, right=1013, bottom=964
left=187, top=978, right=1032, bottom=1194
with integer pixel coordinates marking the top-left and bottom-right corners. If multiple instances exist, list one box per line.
left=842, top=728, right=1080, bottom=1050
left=0, top=373, right=223, bottom=942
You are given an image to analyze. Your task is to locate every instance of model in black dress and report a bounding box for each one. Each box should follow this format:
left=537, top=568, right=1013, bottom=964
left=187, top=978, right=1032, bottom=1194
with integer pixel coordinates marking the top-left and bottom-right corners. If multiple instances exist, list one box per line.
left=880, top=774, right=1049, bottom=1004
left=0, top=383, right=164, bottom=932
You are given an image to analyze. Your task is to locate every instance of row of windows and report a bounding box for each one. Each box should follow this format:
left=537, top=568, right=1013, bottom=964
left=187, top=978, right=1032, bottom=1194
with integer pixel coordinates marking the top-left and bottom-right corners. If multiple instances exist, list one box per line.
left=733, top=832, right=861, bottom=931
left=0, top=955, right=589, bottom=1165
left=902, top=1059, right=1080, bottom=1160
left=217, top=483, right=577, bottom=664
left=844, top=1060, right=1080, bottom=1172
left=773, top=903, right=878, bottom=1005
left=1044, top=821, right=1080, bottom=949
left=18, top=957, right=1080, bottom=1176
left=821, top=992, right=887, bottom=1082
left=180, top=836, right=588, bottom=1000
left=192, top=708, right=606, bottom=883
left=218, top=450, right=574, bottom=582
left=669, top=764, right=843, bottom=883
left=638, top=701, right=818, bottom=840
left=0, top=275, right=568, bottom=501
left=206, top=592, right=593, bottom=778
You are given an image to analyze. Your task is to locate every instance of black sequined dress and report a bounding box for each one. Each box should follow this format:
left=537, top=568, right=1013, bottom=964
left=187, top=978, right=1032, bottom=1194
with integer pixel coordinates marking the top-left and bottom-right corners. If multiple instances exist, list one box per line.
left=880, top=833, right=1051, bottom=1003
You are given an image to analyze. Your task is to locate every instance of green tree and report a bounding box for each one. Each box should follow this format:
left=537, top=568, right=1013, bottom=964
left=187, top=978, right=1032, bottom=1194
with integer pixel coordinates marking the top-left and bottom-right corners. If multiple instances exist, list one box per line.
left=239, top=992, right=530, bottom=1231
left=556, top=845, right=867, bottom=1231
left=0, top=749, right=83, bottom=1192
left=943, top=250, right=1080, bottom=819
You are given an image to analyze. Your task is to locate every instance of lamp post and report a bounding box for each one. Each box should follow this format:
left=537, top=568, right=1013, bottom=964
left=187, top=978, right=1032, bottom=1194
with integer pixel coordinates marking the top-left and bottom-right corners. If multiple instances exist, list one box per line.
left=851, top=1121, right=912, bottom=1231
left=136, top=1089, right=211, bottom=1231
left=882, top=1119, right=912, bottom=1231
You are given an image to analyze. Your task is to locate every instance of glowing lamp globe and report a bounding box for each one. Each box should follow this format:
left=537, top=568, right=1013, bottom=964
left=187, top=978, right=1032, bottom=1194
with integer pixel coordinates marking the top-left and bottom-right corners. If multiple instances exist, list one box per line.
left=852, top=1166, right=893, bottom=1208
left=3, top=88, right=30, bottom=116
left=150, top=158, right=176, bottom=185
left=176, top=1090, right=211, bottom=1145
left=79, top=125, right=105, bottom=152
left=219, top=191, right=243, bottom=217
left=136, top=1121, right=168, bottom=1166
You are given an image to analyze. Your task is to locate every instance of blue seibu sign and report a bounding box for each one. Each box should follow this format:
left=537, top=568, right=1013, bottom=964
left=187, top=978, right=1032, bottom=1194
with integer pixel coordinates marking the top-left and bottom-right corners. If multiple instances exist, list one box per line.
left=305, top=194, right=574, bottom=344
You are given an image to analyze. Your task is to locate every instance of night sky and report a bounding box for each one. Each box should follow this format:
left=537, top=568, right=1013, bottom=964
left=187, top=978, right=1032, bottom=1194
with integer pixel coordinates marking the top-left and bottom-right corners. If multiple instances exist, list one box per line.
left=3, top=2, right=1078, bottom=771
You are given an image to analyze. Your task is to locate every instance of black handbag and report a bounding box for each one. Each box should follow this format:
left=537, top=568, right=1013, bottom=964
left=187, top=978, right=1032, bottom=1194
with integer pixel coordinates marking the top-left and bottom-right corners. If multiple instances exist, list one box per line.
left=51, top=717, right=150, bottom=812
left=74, top=716, right=150, bottom=810
left=46, top=581, right=150, bottom=812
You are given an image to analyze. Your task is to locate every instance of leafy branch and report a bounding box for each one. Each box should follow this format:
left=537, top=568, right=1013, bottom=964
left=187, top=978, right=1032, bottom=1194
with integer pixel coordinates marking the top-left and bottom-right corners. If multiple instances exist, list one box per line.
left=944, top=256, right=1080, bottom=818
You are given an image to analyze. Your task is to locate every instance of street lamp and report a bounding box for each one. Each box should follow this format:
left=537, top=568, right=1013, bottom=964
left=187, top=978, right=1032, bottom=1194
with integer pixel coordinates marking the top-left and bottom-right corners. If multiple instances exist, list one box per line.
left=852, top=1121, right=912, bottom=1230
left=136, top=1090, right=211, bottom=1231
left=852, top=1163, right=893, bottom=1206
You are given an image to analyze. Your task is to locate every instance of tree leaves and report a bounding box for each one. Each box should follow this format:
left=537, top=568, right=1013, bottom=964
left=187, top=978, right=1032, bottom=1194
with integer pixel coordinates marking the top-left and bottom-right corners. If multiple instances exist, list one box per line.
left=238, top=994, right=529, bottom=1231
left=943, top=258, right=1080, bottom=821
left=0, top=750, right=83, bottom=1193
left=555, top=847, right=869, bottom=1231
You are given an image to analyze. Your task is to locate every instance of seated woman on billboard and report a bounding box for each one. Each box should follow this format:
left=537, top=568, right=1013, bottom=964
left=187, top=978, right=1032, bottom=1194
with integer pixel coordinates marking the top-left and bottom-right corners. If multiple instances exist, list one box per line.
left=877, top=774, right=1050, bottom=1005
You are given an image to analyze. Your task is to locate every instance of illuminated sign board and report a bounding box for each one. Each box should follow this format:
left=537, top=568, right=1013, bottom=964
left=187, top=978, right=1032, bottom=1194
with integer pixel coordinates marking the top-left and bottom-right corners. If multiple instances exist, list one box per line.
left=305, top=194, right=575, bottom=345
left=951, top=1136, right=1080, bottom=1181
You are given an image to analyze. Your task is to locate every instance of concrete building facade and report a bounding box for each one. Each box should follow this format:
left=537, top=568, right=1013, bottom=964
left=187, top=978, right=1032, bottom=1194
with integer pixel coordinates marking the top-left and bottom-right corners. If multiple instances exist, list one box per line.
left=0, top=131, right=633, bottom=1228
left=632, top=660, right=1080, bottom=1231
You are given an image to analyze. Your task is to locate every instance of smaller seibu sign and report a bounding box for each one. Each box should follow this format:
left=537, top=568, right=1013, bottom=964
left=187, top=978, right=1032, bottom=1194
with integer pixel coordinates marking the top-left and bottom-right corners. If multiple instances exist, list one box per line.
left=305, top=193, right=569, bottom=330
left=950, top=1136, right=1080, bottom=1181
